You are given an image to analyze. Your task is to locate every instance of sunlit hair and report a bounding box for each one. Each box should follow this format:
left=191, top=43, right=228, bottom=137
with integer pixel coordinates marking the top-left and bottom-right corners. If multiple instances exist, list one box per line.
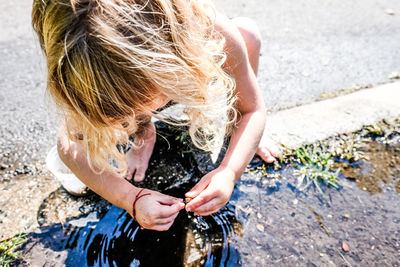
left=32, top=0, right=237, bottom=174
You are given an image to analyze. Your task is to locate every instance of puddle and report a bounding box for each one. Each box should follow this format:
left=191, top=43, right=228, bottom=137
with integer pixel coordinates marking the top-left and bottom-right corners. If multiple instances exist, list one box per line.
left=336, top=140, right=400, bottom=194
left=14, top=125, right=400, bottom=266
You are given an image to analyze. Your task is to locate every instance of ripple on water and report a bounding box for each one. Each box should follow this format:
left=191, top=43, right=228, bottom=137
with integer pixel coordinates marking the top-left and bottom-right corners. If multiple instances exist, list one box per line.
left=60, top=204, right=242, bottom=267
left=17, top=125, right=400, bottom=266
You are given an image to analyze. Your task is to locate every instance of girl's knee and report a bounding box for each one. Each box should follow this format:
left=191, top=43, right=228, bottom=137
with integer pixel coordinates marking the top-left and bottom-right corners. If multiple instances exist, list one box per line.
left=232, top=17, right=262, bottom=52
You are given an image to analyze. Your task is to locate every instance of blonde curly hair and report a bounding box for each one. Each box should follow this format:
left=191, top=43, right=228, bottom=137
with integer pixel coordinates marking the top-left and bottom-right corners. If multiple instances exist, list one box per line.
left=32, top=0, right=237, bottom=174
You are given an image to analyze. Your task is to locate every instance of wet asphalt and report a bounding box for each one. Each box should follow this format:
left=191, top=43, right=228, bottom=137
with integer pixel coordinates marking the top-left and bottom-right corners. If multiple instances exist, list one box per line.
left=0, top=0, right=399, bottom=165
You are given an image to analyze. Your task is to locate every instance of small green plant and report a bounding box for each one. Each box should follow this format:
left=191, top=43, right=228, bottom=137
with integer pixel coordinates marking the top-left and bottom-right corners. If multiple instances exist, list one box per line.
left=173, top=130, right=195, bottom=157
left=330, top=135, right=365, bottom=162
left=293, top=144, right=340, bottom=193
left=295, top=166, right=340, bottom=194
left=364, top=124, right=385, bottom=136
left=175, top=130, right=189, bottom=144
left=295, top=144, right=333, bottom=167
left=0, top=234, right=27, bottom=266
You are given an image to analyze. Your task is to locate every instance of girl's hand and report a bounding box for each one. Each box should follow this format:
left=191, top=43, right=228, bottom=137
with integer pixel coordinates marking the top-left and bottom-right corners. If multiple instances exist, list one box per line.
left=256, top=135, right=279, bottom=163
left=184, top=167, right=236, bottom=216
left=133, top=189, right=185, bottom=231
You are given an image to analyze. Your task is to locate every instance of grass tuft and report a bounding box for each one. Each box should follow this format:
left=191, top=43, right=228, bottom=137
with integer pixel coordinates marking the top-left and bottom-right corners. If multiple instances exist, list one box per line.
left=293, top=144, right=340, bottom=193
left=0, top=233, right=27, bottom=266
left=295, top=166, right=340, bottom=194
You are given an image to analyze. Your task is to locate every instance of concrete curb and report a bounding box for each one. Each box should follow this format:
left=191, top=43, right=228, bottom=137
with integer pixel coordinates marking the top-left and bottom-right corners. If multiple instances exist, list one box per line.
left=264, top=82, right=400, bottom=148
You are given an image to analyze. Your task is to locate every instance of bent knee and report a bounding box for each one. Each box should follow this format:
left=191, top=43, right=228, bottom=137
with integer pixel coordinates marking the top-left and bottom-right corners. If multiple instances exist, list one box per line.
left=232, top=17, right=262, bottom=52
left=57, top=132, right=70, bottom=162
left=57, top=124, right=74, bottom=162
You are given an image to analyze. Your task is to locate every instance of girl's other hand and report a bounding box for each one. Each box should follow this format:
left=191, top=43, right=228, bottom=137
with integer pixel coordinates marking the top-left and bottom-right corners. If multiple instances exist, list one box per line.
left=134, top=190, right=185, bottom=231
left=184, top=167, right=236, bottom=216
left=256, top=135, right=279, bottom=163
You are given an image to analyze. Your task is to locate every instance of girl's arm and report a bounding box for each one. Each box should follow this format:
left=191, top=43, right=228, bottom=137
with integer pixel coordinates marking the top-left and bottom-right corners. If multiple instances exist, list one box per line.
left=185, top=13, right=266, bottom=215
left=57, top=123, right=184, bottom=230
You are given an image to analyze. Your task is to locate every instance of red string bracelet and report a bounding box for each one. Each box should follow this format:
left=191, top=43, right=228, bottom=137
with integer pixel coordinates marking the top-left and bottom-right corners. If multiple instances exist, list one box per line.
left=132, top=188, right=152, bottom=230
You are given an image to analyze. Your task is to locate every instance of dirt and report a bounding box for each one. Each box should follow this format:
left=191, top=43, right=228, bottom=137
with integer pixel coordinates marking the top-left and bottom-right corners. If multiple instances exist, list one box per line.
left=0, top=170, right=58, bottom=240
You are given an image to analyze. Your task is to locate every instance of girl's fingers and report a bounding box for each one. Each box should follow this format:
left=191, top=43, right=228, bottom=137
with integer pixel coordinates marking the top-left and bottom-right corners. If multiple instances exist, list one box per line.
left=157, top=194, right=184, bottom=206
left=191, top=197, right=220, bottom=215
left=257, top=147, right=275, bottom=163
left=268, top=148, right=278, bottom=158
left=158, top=202, right=185, bottom=218
left=185, top=188, right=215, bottom=212
left=185, top=177, right=210, bottom=199
left=155, top=220, right=175, bottom=231
left=267, top=141, right=280, bottom=157
left=155, top=211, right=180, bottom=224
left=195, top=207, right=221, bottom=217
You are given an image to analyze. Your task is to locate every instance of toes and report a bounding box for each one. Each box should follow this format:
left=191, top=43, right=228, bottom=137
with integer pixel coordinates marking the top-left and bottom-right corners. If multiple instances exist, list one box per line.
left=134, top=173, right=145, bottom=182
left=133, top=166, right=147, bottom=182
left=125, top=169, right=134, bottom=181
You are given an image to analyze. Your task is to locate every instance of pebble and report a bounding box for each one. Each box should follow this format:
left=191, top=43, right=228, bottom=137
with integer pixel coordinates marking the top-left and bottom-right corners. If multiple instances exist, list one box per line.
left=385, top=8, right=395, bottom=15
left=253, top=237, right=262, bottom=245
left=388, top=71, right=400, bottom=79
left=300, top=71, right=310, bottom=77
left=256, top=224, right=265, bottom=232
left=321, top=58, right=330, bottom=66
left=342, top=241, right=349, bottom=252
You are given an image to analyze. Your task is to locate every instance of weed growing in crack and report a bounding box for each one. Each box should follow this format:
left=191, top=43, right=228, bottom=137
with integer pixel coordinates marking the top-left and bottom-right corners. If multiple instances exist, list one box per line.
left=295, top=145, right=333, bottom=167
left=293, top=144, right=340, bottom=193
left=360, top=118, right=400, bottom=144
left=246, top=159, right=282, bottom=182
left=329, top=134, right=365, bottom=162
left=250, top=117, right=400, bottom=194
left=0, top=233, right=27, bottom=266
left=364, top=124, right=385, bottom=136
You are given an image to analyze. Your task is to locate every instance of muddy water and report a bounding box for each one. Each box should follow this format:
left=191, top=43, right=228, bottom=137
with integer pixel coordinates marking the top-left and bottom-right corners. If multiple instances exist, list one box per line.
left=337, top=140, right=400, bottom=194
left=17, top=125, right=400, bottom=266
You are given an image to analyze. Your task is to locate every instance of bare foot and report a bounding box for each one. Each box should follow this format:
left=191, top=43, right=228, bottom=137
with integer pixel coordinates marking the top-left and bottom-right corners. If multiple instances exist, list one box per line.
left=256, top=135, right=279, bottom=163
left=125, top=122, right=156, bottom=182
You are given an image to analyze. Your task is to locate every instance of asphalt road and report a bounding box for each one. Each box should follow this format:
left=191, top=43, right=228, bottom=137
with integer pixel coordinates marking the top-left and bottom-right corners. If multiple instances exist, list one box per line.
left=0, top=0, right=399, bottom=165
left=214, top=0, right=400, bottom=109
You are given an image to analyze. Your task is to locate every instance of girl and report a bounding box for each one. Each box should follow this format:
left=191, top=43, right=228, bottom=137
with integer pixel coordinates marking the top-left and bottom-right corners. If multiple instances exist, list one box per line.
left=32, top=0, right=276, bottom=231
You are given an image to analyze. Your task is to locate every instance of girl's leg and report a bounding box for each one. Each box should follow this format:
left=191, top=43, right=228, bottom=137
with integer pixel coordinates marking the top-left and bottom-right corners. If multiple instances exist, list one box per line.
left=125, top=120, right=157, bottom=182
left=232, top=17, right=278, bottom=163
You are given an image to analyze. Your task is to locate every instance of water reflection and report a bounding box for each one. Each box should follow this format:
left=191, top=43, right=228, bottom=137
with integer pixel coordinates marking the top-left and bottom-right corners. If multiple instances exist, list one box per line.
left=61, top=204, right=241, bottom=266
